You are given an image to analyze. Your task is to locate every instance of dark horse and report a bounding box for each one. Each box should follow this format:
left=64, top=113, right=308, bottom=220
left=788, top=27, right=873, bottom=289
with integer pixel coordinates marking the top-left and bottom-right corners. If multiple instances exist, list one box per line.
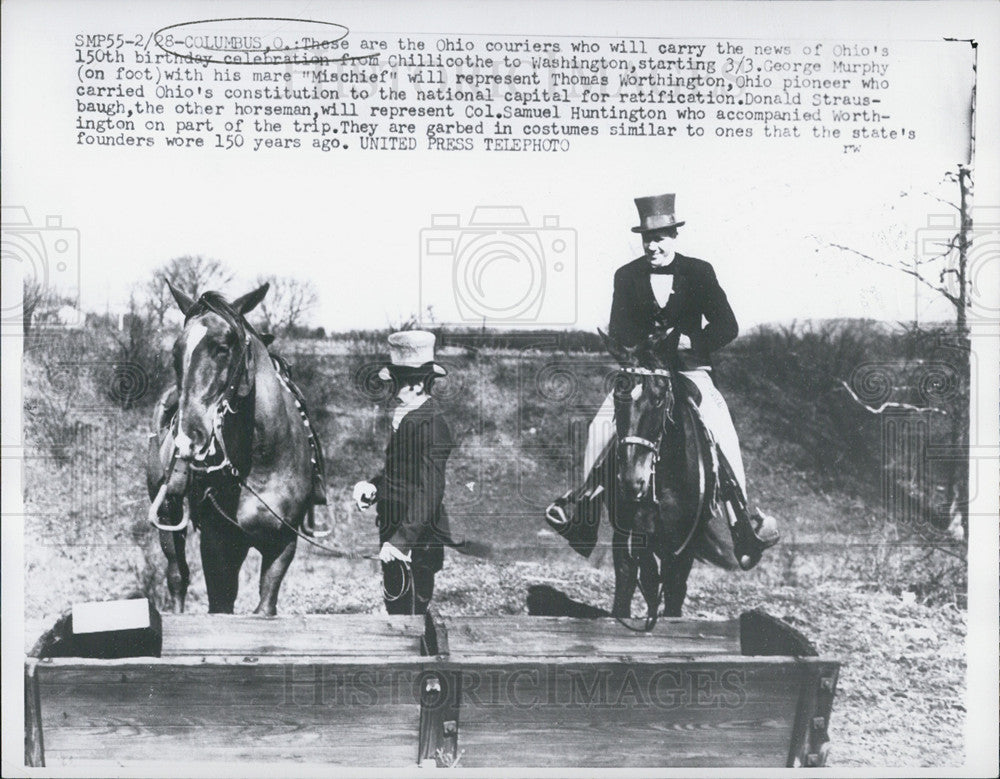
left=146, top=282, right=316, bottom=615
left=601, top=329, right=739, bottom=625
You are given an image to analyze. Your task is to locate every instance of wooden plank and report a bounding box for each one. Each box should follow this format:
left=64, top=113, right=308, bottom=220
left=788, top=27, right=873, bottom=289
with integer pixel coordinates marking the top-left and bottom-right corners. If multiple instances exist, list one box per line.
left=787, top=660, right=840, bottom=767
left=37, top=662, right=432, bottom=715
left=37, top=661, right=426, bottom=766
left=42, top=734, right=418, bottom=766
left=417, top=669, right=460, bottom=766
left=740, top=609, right=817, bottom=656
left=41, top=726, right=418, bottom=765
left=445, top=617, right=741, bottom=658
left=449, top=659, right=803, bottom=767
left=420, top=610, right=449, bottom=658
left=159, top=614, right=425, bottom=657
left=24, top=661, right=45, bottom=767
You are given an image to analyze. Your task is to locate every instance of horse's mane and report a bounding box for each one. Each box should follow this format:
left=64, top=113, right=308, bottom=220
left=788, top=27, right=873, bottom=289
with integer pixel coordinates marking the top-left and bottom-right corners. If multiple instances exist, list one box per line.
left=186, top=291, right=265, bottom=345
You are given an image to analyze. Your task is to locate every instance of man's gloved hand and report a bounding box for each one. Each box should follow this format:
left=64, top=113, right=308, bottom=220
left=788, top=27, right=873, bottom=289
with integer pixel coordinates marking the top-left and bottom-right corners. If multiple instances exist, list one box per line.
left=352, top=480, right=377, bottom=510
left=378, top=542, right=411, bottom=564
left=676, top=333, right=692, bottom=351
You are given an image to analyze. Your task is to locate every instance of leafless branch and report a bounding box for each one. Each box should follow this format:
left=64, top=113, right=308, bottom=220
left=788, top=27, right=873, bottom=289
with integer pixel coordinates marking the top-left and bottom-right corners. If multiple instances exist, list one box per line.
left=838, top=379, right=946, bottom=415
left=918, top=190, right=960, bottom=212
left=915, top=233, right=962, bottom=265
left=826, top=242, right=962, bottom=309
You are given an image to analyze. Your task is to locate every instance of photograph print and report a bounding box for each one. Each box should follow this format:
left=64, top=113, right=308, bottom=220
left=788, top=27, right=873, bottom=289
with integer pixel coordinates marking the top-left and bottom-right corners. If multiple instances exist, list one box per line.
left=3, top=0, right=998, bottom=774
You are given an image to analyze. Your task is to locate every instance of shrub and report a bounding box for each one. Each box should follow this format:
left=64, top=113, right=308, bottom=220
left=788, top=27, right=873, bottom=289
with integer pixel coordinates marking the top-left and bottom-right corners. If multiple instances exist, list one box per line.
left=717, top=319, right=967, bottom=530
left=91, top=297, right=172, bottom=410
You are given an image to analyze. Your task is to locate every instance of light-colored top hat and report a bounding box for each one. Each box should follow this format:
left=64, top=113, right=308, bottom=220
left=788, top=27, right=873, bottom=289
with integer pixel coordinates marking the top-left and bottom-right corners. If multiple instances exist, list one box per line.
left=378, top=330, right=447, bottom=380
left=631, top=193, right=686, bottom=233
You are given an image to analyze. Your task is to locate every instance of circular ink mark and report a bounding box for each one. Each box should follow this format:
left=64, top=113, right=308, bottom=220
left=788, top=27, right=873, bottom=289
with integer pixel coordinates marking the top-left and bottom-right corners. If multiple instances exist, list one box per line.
left=151, top=18, right=372, bottom=66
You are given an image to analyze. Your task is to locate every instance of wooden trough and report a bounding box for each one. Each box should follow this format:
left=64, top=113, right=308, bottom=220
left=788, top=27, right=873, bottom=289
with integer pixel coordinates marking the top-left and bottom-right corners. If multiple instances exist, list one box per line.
left=25, top=601, right=839, bottom=768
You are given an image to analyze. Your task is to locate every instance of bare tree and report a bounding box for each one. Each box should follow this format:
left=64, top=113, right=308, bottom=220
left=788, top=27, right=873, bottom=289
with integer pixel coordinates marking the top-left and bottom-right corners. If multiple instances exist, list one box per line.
left=254, top=274, right=319, bottom=335
left=145, top=255, right=234, bottom=324
left=22, top=278, right=46, bottom=334
left=824, top=164, right=973, bottom=541
left=22, top=278, right=77, bottom=334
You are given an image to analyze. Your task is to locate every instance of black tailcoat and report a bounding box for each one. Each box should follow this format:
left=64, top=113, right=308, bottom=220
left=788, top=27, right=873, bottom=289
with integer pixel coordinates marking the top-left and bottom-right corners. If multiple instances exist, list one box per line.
left=608, top=253, right=739, bottom=367
left=371, top=397, right=455, bottom=571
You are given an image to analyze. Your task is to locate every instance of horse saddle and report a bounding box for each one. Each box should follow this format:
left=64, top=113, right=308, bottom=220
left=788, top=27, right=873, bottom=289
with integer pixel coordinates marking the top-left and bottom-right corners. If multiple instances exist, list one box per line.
left=674, top=373, right=780, bottom=569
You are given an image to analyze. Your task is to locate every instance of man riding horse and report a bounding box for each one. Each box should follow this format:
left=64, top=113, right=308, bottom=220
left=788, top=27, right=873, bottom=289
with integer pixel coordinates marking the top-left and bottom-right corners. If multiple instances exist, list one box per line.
left=545, top=193, right=779, bottom=569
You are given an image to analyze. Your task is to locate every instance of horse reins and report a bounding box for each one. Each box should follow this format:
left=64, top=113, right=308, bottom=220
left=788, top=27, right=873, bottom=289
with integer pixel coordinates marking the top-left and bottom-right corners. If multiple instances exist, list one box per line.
left=203, top=482, right=411, bottom=612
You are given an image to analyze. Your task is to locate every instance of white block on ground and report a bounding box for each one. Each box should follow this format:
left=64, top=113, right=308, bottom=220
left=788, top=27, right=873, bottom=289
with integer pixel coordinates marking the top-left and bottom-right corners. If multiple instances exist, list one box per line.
left=72, top=598, right=150, bottom=634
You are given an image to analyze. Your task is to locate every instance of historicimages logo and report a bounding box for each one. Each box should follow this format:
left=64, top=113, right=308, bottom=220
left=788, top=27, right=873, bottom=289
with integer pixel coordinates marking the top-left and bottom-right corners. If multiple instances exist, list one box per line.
left=420, top=206, right=577, bottom=326
left=1, top=206, right=82, bottom=329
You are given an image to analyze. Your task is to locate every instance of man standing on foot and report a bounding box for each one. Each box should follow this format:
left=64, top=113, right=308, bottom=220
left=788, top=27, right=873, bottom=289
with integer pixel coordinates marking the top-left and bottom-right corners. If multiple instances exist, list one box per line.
left=354, top=330, right=455, bottom=614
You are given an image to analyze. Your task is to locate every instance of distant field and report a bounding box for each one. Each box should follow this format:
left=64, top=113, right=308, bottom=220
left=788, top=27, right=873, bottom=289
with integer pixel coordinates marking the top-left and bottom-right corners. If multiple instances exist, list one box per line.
left=20, top=320, right=967, bottom=766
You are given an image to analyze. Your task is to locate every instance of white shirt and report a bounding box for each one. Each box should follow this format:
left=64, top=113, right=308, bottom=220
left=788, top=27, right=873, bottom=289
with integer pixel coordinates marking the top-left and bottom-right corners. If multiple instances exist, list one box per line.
left=391, top=394, right=430, bottom=430
left=650, top=273, right=674, bottom=308
left=648, top=250, right=676, bottom=308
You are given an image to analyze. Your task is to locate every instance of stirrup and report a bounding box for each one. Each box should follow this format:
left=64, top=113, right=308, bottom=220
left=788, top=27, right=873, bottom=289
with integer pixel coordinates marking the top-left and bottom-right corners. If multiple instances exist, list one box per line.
left=303, top=505, right=333, bottom=539
left=148, top=483, right=190, bottom=532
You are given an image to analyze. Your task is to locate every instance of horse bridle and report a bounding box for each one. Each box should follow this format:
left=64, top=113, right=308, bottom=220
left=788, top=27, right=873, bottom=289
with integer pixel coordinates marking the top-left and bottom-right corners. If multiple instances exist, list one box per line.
left=177, top=297, right=255, bottom=478
left=615, top=366, right=675, bottom=504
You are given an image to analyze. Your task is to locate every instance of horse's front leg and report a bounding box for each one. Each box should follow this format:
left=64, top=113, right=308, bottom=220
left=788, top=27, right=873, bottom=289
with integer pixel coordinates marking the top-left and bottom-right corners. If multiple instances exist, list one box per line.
left=638, top=548, right=661, bottom=620
left=158, top=528, right=189, bottom=613
left=200, top=518, right=250, bottom=614
left=662, top=551, right=695, bottom=617
left=611, top=528, right=639, bottom=619
left=255, top=534, right=298, bottom=616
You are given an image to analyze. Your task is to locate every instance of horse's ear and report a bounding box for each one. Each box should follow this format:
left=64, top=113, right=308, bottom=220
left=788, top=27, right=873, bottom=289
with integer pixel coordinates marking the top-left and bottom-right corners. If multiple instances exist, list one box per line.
left=648, top=324, right=673, bottom=346
left=645, top=326, right=675, bottom=368
left=598, top=328, right=637, bottom=367
left=232, top=283, right=269, bottom=315
left=166, top=280, right=195, bottom=317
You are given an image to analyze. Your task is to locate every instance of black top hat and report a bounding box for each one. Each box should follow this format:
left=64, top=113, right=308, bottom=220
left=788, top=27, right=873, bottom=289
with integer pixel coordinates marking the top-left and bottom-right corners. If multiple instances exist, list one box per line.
left=632, top=193, right=686, bottom=233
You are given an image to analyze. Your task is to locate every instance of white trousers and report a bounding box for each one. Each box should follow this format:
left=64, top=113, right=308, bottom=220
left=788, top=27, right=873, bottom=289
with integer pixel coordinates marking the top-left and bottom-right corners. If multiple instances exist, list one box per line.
left=583, top=368, right=747, bottom=493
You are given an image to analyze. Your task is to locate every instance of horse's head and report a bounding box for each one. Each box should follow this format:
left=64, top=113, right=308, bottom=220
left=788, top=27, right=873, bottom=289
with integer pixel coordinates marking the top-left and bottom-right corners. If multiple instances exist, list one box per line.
left=167, top=281, right=269, bottom=460
left=601, top=328, right=676, bottom=502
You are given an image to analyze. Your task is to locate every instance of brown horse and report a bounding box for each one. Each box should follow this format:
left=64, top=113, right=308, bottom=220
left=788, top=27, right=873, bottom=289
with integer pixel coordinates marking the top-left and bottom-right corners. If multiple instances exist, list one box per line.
left=146, top=283, right=316, bottom=615
left=601, top=330, right=737, bottom=626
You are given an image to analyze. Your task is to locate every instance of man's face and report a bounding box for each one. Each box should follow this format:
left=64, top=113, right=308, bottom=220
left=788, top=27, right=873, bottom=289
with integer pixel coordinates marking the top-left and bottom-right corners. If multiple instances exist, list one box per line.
left=395, top=380, right=426, bottom=405
left=642, top=227, right=678, bottom=264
